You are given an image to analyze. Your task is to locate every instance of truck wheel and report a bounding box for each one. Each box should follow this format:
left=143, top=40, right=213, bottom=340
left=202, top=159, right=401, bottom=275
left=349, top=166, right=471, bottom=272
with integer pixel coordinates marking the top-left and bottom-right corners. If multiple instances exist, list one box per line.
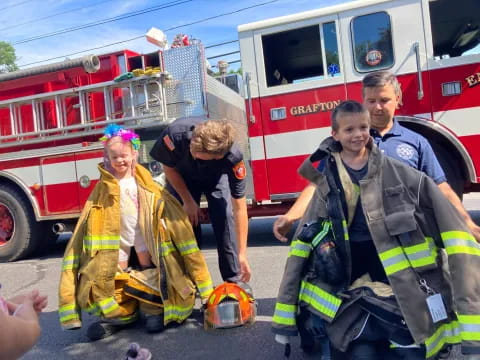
left=432, top=144, right=464, bottom=200
left=0, top=185, right=40, bottom=262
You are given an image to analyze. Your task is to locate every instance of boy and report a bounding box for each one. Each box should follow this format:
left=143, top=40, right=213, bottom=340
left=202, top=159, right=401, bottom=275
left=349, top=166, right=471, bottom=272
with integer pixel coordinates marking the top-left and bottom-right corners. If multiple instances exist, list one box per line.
left=273, top=101, right=480, bottom=359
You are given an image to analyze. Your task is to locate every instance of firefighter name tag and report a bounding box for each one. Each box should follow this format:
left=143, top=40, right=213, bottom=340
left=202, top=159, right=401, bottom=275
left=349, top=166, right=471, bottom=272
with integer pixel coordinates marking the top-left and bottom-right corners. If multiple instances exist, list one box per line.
left=426, top=294, right=448, bottom=323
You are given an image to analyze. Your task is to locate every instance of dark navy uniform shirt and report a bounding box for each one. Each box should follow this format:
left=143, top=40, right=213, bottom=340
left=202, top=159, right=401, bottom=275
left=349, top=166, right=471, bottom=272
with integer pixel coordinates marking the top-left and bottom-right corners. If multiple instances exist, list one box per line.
left=150, top=117, right=246, bottom=198
left=370, top=119, right=446, bottom=184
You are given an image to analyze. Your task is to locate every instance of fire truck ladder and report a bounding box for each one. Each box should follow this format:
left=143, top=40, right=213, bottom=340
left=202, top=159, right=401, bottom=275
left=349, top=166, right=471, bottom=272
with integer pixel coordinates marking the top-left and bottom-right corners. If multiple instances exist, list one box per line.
left=0, top=73, right=170, bottom=148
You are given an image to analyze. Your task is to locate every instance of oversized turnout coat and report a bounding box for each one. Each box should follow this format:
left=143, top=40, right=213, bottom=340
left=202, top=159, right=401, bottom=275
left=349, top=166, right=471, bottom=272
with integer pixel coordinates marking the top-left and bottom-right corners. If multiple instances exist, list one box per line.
left=273, top=138, right=480, bottom=359
left=59, top=164, right=213, bottom=330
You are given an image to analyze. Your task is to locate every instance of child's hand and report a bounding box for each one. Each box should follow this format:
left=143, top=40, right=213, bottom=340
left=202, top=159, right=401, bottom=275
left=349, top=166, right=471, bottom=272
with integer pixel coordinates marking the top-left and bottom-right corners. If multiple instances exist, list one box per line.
left=30, top=290, right=48, bottom=313
left=7, top=290, right=48, bottom=314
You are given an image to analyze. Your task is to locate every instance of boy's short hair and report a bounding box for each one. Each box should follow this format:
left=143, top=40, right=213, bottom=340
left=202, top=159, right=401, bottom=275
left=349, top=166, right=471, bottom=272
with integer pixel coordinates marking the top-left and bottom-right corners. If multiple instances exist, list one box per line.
left=362, top=70, right=403, bottom=105
left=190, top=120, right=235, bottom=156
left=331, top=100, right=370, bottom=131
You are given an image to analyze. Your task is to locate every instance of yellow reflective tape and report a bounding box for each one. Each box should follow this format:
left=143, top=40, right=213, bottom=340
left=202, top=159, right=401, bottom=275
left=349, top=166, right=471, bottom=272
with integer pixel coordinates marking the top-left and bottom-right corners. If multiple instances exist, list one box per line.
left=289, top=249, right=310, bottom=258
left=384, top=261, right=410, bottom=276
left=446, top=246, right=480, bottom=256
left=442, top=231, right=475, bottom=242
left=458, top=315, right=480, bottom=324
left=275, top=303, right=296, bottom=312
left=299, top=281, right=341, bottom=320
left=59, top=304, right=76, bottom=313
left=273, top=303, right=296, bottom=326
left=289, top=240, right=311, bottom=258
left=209, top=293, right=216, bottom=305
left=342, top=220, right=349, bottom=241
left=311, top=222, right=330, bottom=247
left=379, top=247, right=404, bottom=261
left=161, top=242, right=176, bottom=256
left=60, top=314, right=79, bottom=322
left=98, top=297, right=119, bottom=315
left=164, top=304, right=192, bottom=322
left=425, top=321, right=461, bottom=358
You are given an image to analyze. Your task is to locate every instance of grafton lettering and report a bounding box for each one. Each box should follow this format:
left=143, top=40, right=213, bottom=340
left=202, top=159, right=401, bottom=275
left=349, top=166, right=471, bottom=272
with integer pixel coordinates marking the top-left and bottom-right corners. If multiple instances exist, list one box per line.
left=290, top=100, right=341, bottom=116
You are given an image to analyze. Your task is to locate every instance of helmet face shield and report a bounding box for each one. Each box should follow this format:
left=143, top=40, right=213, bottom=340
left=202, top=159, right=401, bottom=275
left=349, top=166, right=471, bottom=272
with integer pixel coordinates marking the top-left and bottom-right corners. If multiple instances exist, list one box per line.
left=205, top=301, right=242, bottom=328
left=204, top=282, right=257, bottom=330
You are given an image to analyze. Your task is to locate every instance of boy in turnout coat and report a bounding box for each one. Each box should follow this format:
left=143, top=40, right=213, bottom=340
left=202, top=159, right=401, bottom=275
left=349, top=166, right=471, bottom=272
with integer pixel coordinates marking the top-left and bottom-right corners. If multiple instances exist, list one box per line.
left=272, top=101, right=480, bottom=359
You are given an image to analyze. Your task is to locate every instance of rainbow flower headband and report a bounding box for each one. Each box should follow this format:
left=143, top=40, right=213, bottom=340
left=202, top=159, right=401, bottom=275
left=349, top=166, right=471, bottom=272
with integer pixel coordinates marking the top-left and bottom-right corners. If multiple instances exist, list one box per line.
left=99, top=124, right=141, bottom=150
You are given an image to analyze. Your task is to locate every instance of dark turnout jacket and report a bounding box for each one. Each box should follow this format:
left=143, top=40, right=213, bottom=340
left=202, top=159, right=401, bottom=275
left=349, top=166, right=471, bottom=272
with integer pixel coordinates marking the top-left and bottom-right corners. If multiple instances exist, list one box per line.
left=272, top=137, right=480, bottom=359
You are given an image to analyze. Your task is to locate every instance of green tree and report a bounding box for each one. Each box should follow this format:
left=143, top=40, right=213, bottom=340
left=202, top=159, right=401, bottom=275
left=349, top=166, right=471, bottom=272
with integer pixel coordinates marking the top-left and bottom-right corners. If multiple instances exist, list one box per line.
left=0, top=41, right=19, bottom=73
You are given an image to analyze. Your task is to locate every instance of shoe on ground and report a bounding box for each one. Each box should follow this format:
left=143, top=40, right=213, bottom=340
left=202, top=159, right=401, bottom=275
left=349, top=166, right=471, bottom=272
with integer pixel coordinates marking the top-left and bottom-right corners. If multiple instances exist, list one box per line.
left=125, top=343, right=152, bottom=360
left=144, top=314, right=165, bottom=333
left=86, top=321, right=122, bottom=341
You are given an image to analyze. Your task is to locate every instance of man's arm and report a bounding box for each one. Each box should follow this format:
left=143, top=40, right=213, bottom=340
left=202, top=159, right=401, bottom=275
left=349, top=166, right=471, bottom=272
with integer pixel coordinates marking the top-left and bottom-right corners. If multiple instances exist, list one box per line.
left=231, top=196, right=251, bottom=282
left=438, top=182, right=480, bottom=242
left=163, top=165, right=199, bottom=227
left=273, top=183, right=316, bottom=242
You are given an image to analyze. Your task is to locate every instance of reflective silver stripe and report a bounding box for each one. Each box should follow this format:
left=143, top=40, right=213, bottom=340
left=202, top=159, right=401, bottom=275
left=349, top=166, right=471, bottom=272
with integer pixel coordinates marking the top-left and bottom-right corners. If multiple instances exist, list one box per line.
left=288, top=240, right=311, bottom=258
left=177, top=241, right=199, bottom=255
left=83, top=237, right=120, bottom=250
left=300, top=288, right=338, bottom=315
left=461, top=323, right=480, bottom=332
left=381, top=252, right=408, bottom=268
left=425, top=321, right=461, bottom=358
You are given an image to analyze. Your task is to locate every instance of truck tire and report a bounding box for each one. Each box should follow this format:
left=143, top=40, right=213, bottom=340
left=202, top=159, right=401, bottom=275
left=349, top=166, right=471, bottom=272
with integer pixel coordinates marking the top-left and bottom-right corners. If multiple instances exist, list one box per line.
left=0, top=184, right=40, bottom=262
left=432, top=143, right=464, bottom=200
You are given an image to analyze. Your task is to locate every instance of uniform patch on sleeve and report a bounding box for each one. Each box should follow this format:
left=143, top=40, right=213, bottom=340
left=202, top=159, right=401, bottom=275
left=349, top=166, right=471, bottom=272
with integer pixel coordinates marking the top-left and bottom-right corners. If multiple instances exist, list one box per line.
left=163, top=135, right=175, bottom=151
left=233, top=161, right=247, bottom=180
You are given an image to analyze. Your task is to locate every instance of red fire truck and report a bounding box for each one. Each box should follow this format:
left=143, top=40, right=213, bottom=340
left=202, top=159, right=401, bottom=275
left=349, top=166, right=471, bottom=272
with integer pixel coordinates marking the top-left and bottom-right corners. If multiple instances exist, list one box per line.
left=0, top=43, right=249, bottom=261
left=239, top=0, right=480, bottom=203
left=0, top=0, right=479, bottom=262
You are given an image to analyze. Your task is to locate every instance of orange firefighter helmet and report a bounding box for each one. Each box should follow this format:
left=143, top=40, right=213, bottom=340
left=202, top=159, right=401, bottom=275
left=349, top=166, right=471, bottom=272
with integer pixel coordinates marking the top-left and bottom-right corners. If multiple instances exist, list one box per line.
left=204, top=282, right=256, bottom=329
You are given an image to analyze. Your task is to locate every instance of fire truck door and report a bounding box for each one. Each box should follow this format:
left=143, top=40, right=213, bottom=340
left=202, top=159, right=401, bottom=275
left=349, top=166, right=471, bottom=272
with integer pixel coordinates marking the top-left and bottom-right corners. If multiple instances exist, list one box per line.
left=41, top=155, right=81, bottom=214
left=251, top=15, right=347, bottom=199
left=340, top=0, right=431, bottom=115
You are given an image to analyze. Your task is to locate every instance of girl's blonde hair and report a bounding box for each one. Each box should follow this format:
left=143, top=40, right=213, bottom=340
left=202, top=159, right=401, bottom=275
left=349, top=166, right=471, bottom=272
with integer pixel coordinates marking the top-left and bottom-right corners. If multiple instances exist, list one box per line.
left=190, top=120, right=235, bottom=156
left=103, top=136, right=138, bottom=178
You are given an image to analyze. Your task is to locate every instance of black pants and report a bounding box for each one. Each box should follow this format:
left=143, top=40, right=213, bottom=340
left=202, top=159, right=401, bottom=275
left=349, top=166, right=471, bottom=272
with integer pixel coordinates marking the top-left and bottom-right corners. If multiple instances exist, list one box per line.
left=167, top=174, right=240, bottom=282
left=342, top=315, right=425, bottom=360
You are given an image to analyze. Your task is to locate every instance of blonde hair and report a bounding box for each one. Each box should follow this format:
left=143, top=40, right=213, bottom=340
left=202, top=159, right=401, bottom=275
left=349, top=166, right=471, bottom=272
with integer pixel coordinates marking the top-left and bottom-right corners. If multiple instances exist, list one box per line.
left=103, top=136, right=138, bottom=178
left=190, top=120, right=235, bottom=156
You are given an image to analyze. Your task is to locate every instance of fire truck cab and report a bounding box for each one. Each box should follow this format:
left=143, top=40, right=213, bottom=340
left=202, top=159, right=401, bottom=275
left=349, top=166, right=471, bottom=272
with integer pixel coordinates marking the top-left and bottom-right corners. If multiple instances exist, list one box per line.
left=239, top=0, right=480, bottom=203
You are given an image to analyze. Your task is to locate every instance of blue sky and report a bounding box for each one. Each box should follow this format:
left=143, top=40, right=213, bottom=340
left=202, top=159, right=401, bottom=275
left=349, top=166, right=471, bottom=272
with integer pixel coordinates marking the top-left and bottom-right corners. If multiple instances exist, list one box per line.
left=0, top=0, right=352, bottom=70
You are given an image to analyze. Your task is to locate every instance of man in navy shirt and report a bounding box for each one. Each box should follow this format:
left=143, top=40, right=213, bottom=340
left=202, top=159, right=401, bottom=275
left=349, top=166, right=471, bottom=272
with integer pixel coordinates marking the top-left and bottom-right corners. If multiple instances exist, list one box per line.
left=273, top=70, right=480, bottom=242
left=150, top=117, right=251, bottom=283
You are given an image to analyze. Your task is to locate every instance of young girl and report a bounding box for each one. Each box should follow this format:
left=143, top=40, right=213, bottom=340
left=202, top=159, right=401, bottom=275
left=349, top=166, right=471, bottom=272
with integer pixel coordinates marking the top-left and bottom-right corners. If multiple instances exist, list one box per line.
left=101, top=125, right=152, bottom=270
left=59, top=125, right=214, bottom=341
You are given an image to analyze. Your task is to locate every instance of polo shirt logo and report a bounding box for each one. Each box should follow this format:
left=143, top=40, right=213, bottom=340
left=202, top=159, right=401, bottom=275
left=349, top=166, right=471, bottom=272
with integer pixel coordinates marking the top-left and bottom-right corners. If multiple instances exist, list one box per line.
left=396, top=144, right=415, bottom=160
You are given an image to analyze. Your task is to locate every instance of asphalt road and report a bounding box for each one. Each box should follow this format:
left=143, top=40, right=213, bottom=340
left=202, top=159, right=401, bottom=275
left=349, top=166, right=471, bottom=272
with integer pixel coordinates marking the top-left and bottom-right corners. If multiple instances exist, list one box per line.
left=2, top=196, right=480, bottom=360
left=0, top=217, right=308, bottom=360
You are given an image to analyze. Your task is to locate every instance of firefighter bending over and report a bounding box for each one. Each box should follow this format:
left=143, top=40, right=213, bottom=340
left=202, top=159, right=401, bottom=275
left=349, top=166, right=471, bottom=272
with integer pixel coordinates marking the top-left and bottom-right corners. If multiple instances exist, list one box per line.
left=150, top=118, right=251, bottom=283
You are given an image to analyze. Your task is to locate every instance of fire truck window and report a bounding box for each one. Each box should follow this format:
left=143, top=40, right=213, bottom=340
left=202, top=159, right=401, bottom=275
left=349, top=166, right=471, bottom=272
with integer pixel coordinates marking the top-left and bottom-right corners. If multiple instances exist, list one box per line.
left=262, top=25, right=324, bottom=87
left=429, top=0, right=480, bottom=58
left=323, top=22, right=341, bottom=77
left=351, top=12, right=394, bottom=73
